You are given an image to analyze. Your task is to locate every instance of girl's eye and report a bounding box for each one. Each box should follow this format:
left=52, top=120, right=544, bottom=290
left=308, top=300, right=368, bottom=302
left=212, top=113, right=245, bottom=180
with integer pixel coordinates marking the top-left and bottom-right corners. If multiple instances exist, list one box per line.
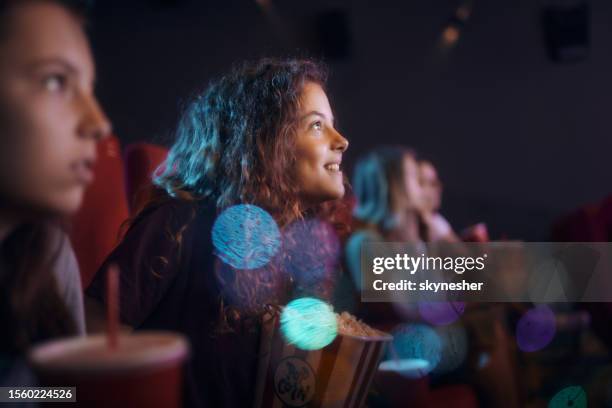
left=43, top=74, right=67, bottom=93
left=312, top=121, right=323, bottom=131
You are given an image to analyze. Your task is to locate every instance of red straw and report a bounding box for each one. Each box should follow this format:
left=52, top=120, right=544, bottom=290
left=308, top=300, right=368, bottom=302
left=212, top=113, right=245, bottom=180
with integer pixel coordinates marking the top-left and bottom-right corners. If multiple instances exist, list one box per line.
left=106, top=264, right=119, bottom=350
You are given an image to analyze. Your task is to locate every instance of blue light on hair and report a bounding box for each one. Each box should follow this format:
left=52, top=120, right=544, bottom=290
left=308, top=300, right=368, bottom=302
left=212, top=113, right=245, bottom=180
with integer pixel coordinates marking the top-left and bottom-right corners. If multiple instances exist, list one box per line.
left=280, top=297, right=338, bottom=351
left=212, top=204, right=280, bottom=269
left=352, top=147, right=415, bottom=230
left=352, top=154, right=389, bottom=224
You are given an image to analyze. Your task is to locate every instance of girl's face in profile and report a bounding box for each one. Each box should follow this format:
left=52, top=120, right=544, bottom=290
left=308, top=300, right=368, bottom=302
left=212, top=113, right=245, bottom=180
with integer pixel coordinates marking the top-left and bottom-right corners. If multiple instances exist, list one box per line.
left=419, top=160, right=442, bottom=213
left=401, top=154, right=426, bottom=212
left=0, top=2, right=110, bottom=217
left=293, top=82, right=348, bottom=205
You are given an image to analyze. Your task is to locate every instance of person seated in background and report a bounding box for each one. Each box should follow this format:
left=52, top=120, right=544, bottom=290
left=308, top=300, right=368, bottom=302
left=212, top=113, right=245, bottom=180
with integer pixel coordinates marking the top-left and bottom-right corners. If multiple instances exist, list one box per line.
left=347, top=150, right=518, bottom=407
left=346, top=147, right=450, bottom=258
left=344, top=147, right=451, bottom=326
left=418, top=159, right=460, bottom=242
left=0, top=0, right=110, bottom=384
left=85, top=58, right=349, bottom=407
left=419, top=159, right=490, bottom=243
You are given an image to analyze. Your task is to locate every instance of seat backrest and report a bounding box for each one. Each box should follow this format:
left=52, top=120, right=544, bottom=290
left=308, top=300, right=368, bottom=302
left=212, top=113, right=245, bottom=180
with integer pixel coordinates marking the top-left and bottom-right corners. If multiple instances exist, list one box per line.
left=70, top=135, right=130, bottom=288
left=551, top=200, right=610, bottom=242
left=551, top=195, right=612, bottom=351
left=123, top=142, right=169, bottom=214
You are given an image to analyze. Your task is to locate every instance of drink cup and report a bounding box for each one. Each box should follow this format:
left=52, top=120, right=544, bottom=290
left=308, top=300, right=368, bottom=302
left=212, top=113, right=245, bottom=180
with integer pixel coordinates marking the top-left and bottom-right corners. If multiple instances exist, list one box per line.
left=28, top=331, right=189, bottom=408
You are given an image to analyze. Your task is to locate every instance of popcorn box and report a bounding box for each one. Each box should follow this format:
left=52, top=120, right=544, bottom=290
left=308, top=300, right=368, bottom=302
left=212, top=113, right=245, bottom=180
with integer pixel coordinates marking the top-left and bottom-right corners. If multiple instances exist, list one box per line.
left=254, top=311, right=392, bottom=408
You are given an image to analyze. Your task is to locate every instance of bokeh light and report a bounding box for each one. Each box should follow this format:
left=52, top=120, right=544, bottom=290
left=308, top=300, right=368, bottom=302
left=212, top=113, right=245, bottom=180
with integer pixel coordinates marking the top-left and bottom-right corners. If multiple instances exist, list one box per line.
left=433, top=324, right=468, bottom=375
left=378, top=359, right=430, bottom=379
left=282, top=219, right=340, bottom=294
left=442, top=26, right=460, bottom=45
left=516, top=304, right=557, bottom=352
left=386, top=324, right=442, bottom=378
left=280, top=297, right=338, bottom=351
left=477, top=352, right=490, bottom=369
left=418, top=301, right=465, bottom=326
left=212, top=204, right=280, bottom=269
left=548, top=385, right=587, bottom=408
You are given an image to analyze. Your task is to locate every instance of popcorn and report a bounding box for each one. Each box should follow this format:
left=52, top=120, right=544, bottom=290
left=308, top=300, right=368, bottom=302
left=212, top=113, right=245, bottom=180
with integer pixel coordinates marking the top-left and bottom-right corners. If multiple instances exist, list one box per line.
left=336, top=312, right=384, bottom=338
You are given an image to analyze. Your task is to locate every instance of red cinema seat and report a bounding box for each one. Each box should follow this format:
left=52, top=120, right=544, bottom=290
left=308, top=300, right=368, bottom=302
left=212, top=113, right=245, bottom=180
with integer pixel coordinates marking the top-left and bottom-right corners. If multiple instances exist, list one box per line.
left=123, top=143, right=168, bottom=214
left=551, top=195, right=612, bottom=350
left=551, top=203, right=608, bottom=242
left=429, top=385, right=479, bottom=408
left=70, top=135, right=130, bottom=288
left=601, top=195, right=612, bottom=239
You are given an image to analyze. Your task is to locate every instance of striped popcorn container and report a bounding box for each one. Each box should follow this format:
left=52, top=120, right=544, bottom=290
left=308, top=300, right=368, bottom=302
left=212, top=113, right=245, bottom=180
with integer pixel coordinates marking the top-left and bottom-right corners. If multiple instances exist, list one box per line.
left=254, top=311, right=392, bottom=408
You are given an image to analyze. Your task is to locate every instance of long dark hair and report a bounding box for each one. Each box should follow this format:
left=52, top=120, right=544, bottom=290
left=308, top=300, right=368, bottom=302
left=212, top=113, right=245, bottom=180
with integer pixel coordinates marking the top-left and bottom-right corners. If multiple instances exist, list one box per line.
left=0, top=224, right=76, bottom=352
left=0, top=0, right=87, bottom=353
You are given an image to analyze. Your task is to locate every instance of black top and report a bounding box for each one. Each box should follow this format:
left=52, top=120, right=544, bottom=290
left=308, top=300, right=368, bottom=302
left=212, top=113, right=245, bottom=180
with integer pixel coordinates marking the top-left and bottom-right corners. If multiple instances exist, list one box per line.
left=87, top=199, right=321, bottom=407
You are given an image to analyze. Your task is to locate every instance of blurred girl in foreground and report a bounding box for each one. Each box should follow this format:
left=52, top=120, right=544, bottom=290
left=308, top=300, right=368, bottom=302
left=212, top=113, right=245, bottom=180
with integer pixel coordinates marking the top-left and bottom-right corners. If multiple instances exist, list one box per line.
left=0, top=0, right=110, bottom=383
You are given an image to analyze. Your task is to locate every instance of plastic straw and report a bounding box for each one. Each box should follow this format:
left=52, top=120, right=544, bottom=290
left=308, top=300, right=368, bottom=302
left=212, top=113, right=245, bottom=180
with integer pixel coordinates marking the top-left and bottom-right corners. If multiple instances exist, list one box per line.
left=106, top=264, right=119, bottom=350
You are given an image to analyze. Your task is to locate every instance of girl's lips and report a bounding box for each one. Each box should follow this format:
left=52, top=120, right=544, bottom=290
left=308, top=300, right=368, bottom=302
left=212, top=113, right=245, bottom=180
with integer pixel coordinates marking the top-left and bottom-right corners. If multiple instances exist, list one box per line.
left=71, top=159, right=95, bottom=184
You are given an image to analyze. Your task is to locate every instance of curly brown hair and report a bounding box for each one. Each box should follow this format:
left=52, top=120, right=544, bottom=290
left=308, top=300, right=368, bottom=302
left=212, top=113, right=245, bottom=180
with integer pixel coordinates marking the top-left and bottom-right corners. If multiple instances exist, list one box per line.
left=123, top=58, right=353, bottom=332
left=154, top=57, right=349, bottom=227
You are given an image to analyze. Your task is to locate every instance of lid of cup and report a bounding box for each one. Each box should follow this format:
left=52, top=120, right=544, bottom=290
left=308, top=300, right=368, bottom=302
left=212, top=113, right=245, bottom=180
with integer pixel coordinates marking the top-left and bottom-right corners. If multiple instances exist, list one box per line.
left=29, top=331, right=189, bottom=374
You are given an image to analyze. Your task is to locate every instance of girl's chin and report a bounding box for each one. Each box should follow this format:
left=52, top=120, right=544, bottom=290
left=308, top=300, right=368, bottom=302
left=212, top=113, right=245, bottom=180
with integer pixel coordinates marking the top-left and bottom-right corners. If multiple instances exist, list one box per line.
left=300, top=189, right=345, bottom=207
left=47, top=188, right=85, bottom=216
left=323, top=185, right=346, bottom=201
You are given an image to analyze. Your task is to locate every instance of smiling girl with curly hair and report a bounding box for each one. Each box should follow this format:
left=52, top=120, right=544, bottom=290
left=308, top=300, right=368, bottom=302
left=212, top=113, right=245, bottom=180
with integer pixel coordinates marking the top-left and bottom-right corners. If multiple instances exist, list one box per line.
left=86, top=57, right=350, bottom=407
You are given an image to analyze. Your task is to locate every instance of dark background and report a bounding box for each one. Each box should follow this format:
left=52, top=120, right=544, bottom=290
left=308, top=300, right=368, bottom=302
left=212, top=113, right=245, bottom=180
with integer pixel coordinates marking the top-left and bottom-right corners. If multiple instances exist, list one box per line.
left=88, top=0, right=612, bottom=241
